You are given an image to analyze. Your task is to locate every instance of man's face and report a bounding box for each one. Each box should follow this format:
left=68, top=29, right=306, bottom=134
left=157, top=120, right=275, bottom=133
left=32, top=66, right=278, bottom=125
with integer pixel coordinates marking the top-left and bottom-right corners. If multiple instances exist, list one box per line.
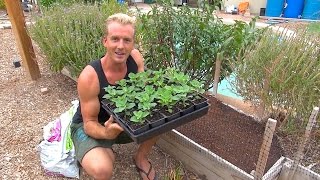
left=103, top=22, right=135, bottom=64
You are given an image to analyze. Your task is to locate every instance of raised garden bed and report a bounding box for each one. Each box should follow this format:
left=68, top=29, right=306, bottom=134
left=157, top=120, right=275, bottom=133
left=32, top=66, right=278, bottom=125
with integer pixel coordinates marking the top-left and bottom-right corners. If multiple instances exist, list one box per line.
left=101, top=69, right=209, bottom=143
left=175, top=95, right=285, bottom=175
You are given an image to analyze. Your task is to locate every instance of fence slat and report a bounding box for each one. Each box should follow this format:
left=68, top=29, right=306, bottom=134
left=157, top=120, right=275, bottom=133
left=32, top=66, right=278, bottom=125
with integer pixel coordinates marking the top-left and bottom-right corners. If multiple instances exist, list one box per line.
left=289, top=107, right=319, bottom=179
left=213, top=53, right=222, bottom=96
left=254, top=118, right=277, bottom=179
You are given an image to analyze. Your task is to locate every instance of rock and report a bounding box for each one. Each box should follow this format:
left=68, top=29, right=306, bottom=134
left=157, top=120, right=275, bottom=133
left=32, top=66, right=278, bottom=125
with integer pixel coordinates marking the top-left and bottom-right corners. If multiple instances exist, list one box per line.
left=40, top=88, right=49, bottom=95
left=13, top=59, right=21, bottom=68
left=5, top=156, right=11, bottom=161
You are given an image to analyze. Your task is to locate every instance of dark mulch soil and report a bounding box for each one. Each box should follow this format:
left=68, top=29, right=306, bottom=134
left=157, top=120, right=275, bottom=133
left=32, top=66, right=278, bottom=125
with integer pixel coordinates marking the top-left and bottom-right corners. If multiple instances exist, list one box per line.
left=177, top=95, right=284, bottom=174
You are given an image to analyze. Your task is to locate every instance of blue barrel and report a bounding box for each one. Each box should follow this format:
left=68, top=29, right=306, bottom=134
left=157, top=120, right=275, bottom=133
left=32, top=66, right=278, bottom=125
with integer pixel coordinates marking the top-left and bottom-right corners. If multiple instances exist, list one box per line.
left=302, top=0, right=320, bottom=20
left=117, top=0, right=125, bottom=4
left=284, top=0, right=305, bottom=18
left=266, top=0, right=285, bottom=17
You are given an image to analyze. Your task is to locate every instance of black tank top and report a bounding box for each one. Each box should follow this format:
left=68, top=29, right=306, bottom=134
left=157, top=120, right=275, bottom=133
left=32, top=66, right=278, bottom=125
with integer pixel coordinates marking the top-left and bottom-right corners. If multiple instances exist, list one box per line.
left=72, top=55, right=138, bottom=124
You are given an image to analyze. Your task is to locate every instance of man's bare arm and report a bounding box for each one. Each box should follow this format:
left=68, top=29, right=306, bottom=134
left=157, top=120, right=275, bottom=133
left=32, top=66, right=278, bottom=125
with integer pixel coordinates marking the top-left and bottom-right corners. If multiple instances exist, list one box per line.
left=131, top=49, right=145, bottom=72
left=78, top=66, right=123, bottom=139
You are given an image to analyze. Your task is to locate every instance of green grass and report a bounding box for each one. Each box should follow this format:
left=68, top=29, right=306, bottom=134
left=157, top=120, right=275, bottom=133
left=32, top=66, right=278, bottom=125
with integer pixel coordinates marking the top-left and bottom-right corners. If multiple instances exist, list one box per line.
left=307, top=22, right=320, bottom=34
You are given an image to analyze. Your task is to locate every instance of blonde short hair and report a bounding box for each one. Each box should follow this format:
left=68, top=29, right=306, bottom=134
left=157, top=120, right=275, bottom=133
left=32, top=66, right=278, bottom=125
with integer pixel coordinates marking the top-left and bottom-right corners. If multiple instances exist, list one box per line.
left=105, top=13, right=136, bottom=36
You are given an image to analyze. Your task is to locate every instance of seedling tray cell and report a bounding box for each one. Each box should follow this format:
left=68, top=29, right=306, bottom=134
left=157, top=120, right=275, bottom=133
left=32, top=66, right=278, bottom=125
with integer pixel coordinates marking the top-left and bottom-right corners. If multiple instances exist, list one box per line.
left=101, top=99, right=209, bottom=144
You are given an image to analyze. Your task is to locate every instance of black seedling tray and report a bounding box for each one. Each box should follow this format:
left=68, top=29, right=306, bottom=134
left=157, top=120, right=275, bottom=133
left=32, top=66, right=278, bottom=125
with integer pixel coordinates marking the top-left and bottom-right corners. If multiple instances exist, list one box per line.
left=101, top=100, right=209, bottom=144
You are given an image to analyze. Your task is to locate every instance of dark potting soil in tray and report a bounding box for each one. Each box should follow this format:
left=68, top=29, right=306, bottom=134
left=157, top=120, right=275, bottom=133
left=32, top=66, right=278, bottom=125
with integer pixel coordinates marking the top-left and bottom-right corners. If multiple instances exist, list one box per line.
left=176, top=95, right=283, bottom=174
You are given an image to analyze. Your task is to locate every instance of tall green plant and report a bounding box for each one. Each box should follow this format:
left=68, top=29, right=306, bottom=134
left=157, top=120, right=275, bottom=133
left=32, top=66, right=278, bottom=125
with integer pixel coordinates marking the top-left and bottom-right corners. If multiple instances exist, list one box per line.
left=231, top=28, right=320, bottom=129
left=135, top=1, right=263, bottom=89
left=29, top=1, right=128, bottom=77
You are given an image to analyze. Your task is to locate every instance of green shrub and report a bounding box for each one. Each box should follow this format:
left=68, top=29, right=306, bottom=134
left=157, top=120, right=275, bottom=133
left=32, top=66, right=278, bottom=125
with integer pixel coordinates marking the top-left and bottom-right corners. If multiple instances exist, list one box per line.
left=39, top=0, right=58, bottom=8
left=231, top=28, right=320, bottom=129
left=38, top=0, right=104, bottom=9
left=307, top=22, right=320, bottom=36
left=29, top=2, right=128, bottom=76
left=0, top=0, right=5, bottom=9
left=135, top=1, right=263, bottom=89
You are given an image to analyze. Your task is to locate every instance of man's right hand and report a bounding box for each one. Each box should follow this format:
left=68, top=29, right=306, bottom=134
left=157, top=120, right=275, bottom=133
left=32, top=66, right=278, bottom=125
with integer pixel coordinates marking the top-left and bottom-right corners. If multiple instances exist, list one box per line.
left=104, top=115, right=124, bottom=139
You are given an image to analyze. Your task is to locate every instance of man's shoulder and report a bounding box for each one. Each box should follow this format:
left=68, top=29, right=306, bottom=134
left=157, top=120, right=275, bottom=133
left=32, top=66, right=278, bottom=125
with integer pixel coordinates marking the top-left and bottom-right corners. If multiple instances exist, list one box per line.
left=78, top=65, right=98, bottom=83
left=130, top=49, right=144, bottom=71
left=77, top=65, right=100, bottom=95
left=88, top=59, right=101, bottom=65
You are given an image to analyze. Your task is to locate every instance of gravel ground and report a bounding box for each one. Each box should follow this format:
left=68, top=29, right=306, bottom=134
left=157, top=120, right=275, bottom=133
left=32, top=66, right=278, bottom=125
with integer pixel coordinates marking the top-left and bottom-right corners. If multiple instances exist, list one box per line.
left=0, top=26, right=199, bottom=179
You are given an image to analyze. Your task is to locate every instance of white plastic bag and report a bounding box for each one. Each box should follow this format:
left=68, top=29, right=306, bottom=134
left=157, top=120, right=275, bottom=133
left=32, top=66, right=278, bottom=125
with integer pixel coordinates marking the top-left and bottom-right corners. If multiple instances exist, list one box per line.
left=37, top=100, right=79, bottom=178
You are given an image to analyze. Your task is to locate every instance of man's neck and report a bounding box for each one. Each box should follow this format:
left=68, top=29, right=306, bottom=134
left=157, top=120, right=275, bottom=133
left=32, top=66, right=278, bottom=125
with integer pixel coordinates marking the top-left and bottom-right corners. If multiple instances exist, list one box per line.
left=102, top=55, right=126, bottom=73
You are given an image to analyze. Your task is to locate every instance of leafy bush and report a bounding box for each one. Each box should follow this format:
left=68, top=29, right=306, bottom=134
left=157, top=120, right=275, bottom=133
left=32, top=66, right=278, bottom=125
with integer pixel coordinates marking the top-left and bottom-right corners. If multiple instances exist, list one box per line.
left=0, top=0, right=5, bottom=9
left=231, top=28, right=320, bottom=129
left=29, top=1, right=128, bottom=76
left=135, top=1, right=263, bottom=89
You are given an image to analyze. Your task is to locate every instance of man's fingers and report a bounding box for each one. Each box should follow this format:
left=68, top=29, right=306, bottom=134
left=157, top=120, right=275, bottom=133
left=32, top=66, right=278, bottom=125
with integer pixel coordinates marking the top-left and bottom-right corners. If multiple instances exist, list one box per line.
left=116, top=124, right=124, bottom=131
left=104, top=115, right=123, bottom=132
left=104, top=115, right=114, bottom=126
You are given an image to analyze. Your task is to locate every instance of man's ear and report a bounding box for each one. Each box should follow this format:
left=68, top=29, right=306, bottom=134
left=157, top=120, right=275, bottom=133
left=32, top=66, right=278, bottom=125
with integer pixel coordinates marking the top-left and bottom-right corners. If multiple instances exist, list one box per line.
left=102, top=36, right=107, bottom=47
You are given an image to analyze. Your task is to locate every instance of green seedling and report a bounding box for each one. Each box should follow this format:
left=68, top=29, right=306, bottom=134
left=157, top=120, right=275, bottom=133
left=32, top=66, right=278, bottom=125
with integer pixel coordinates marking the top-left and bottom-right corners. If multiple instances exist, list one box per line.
left=172, top=85, right=190, bottom=106
left=156, top=87, right=179, bottom=113
left=145, top=85, right=156, bottom=95
left=189, top=79, right=205, bottom=93
left=136, top=93, right=157, bottom=111
left=166, top=68, right=190, bottom=85
left=103, top=86, right=118, bottom=101
left=130, top=110, right=150, bottom=123
left=116, top=79, right=127, bottom=87
left=113, top=96, right=135, bottom=114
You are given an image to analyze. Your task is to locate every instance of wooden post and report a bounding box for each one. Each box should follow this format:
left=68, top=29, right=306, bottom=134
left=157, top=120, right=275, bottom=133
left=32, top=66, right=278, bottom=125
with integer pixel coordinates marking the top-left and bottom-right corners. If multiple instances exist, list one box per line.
left=212, top=53, right=222, bottom=96
left=254, top=118, right=277, bottom=179
left=288, top=107, right=319, bottom=179
left=4, top=0, right=41, bottom=80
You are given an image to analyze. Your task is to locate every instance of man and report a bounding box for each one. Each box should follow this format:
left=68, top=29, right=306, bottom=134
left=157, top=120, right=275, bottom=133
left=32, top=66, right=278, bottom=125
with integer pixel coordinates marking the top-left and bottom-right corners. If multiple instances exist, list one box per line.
left=71, top=13, right=158, bottom=180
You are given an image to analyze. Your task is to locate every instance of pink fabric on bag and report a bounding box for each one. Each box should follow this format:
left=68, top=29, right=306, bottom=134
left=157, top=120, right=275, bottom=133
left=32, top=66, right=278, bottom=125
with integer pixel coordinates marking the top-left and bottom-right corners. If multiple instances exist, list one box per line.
left=47, top=119, right=62, bottom=142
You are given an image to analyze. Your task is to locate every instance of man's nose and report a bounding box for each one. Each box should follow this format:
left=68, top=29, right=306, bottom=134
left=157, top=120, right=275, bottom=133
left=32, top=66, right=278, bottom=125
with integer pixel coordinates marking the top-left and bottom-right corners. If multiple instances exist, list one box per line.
left=117, top=40, right=124, bottom=49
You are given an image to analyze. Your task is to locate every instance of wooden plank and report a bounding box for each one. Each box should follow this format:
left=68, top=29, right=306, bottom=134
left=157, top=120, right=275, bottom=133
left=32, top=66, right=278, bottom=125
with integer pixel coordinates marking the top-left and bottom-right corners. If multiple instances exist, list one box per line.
left=279, top=161, right=320, bottom=180
left=61, top=67, right=78, bottom=82
left=213, top=53, right=222, bottom=96
left=294, top=107, right=319, bottom=163
left=157, top=130, right=253, bottom=180
left=157, top=138, right=223, bottom=180
left=4, top=0, right=41, bottom=80
left=262, top=156, right=286, bottom=180
left=254, top=118, right=277, bottom=179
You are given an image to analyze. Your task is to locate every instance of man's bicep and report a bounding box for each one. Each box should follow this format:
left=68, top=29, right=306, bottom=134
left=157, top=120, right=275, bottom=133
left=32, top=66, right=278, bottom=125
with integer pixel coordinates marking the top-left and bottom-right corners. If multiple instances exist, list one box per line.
left=80, top=96, right=100, bottom=123
left=77, top=68, right=100, bottom=123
